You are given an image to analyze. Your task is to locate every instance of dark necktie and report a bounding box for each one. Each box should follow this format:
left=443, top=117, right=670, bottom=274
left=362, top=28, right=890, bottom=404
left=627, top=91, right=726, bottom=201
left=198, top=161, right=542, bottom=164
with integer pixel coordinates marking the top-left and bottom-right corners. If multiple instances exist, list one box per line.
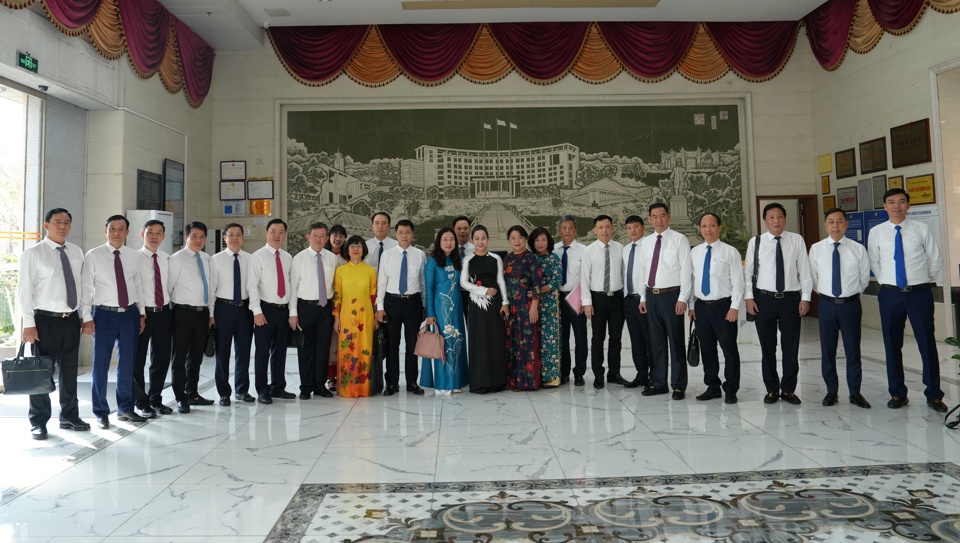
left=894, top=225, right=907, bottom=288
left=832, top=242, right=842, bottom=297
left=153, top=253, right=164, bottom=307
left=233, top=253, right=242, bottom=304
left=775, top=236, right=785, bottom=293
left=602, top=244, right=610, bottom=292
left=275, top=250, right=286, bottom=298
left=702, top=245, right=712, bottom=296
left=399, top=250, right=408, bottom=294
left=114, top=249, right=129, bottom=307
left=58, top=246, right=77, bottom=309
left=378, top=241, right=384, bottom=265
left=459, top=246, right=465, bottom=260
left=561, top=246, right=569, bottom=285
left=317, top=253, right=327, bottom=307
left=627, top=243, right=636, bottom=295
left=647, top=235, right=662, bottom=288
left=195, top=252, right=209, bottom=305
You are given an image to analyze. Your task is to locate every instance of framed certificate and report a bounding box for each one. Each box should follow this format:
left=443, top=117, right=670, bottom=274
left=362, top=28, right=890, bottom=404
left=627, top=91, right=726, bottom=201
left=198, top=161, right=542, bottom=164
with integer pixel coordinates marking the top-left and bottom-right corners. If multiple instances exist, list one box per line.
left=837, top=186, right=858, bottom=212
left=219, top=180, right=246, bottom=201
left=220, top=160, right=246, bottom=181
left=890, top=119, right=931, bottom=168
left=247, top=179, right=274, bottom=200
left=858, top=137, right=887, bottom=174
left=906, top=174, right=935, bottom=204
left=835, top=148, right=856, bottom=179
left=821, top=175, right=830, bottom=195
left=872, top=175, right=887, bottom=209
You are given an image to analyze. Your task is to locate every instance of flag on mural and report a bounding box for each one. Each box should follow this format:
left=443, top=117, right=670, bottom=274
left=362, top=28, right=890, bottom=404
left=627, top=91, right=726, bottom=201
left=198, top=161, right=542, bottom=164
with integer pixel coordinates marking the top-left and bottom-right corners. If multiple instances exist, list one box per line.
left=497, top=119, right=506, bottom=126
left=483, top=123, right=491, bottom=129
left=510, top=123, right=517, bottom=129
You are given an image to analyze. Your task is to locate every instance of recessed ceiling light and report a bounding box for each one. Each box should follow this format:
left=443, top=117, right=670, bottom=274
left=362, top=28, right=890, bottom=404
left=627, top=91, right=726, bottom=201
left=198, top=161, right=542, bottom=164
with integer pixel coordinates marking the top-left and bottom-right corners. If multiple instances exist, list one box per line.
left=264, top=8, right=292, bottom=16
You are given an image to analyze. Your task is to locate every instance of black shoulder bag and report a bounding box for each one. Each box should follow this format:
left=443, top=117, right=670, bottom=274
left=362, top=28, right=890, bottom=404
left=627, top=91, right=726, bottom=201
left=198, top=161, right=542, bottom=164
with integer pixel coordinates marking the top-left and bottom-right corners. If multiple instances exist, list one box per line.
left=746, top=235, right=760, bottom=322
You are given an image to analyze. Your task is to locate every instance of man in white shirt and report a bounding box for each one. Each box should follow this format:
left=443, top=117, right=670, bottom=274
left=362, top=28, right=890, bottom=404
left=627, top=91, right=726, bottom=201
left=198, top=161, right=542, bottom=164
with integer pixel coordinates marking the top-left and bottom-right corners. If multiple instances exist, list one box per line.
left=689, top=212, right=743, bottom=404
left=638, top=203, right=692, bottom=400
left=810, top=208, right=871, bottom=409
left=376, top=219, right=426, bottom=395
left=867, top=188, right=948, bottom=413
left=289, top=222, right=339, bottom=399
left=81, top=215, right=147, bottom=429
left=621, top=215, right=652, bottom=389
left=744, top=203, right=812, bottom=406
left=580, top=215, right=626, bottom=389
left=249, top=218, right=295, bottom=404
left=168, top=221, right=217, bottom=413
left=211, top=223, right=254, bottom=406
left=365, top=211, right=397, bottom=273
left=554, top=215, right=588, bottom=386
left=133, top=219, right=173, bottom=418
left=453, top=215, right=475, bottom=322
left=18, top=208, right=87, bottom=440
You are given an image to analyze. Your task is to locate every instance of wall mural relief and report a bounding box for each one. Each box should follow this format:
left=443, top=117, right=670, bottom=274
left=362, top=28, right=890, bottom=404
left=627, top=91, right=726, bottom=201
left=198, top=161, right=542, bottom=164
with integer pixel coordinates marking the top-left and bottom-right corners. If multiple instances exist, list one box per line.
left=284, top=104, right=747, bottom=255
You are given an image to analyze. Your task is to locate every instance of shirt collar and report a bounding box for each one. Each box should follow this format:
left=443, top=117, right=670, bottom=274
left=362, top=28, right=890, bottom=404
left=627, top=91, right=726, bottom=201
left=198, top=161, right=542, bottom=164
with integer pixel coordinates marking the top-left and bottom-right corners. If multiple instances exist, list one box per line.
left=42, top=237, right=65, bottom=250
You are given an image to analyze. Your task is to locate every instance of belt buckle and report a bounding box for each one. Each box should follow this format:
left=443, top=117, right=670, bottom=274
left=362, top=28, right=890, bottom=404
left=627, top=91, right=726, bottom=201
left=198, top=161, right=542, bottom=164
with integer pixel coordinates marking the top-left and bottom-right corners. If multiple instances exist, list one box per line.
left=651, top=288, right=661, bottom=295
left=117, top=307, right=126, bottom=312
left=774, top=292, right=784, bottom=299
left=60, top=312, right=71, bottom=319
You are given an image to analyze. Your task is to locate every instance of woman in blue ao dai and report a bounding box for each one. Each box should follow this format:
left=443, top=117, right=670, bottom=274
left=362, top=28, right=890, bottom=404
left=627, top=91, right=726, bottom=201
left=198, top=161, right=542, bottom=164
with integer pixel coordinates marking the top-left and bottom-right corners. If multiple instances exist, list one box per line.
left=419, top=228, right=468, bottom=395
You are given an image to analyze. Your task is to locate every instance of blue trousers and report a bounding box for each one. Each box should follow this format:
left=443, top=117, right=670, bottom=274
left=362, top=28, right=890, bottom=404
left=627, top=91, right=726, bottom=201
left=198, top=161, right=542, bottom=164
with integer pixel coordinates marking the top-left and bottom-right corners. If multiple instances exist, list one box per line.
left=91, top=306, right=140, bottom=418
left=878, top=287, right=943, bottom=400
left=817, top=298, right=862, bottom=396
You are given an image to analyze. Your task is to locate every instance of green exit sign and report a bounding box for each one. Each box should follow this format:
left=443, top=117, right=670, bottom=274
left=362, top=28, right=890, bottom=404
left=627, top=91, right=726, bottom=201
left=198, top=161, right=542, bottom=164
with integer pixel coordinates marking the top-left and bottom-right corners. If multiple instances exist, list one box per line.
left=17, top=51, right=38, bottom=74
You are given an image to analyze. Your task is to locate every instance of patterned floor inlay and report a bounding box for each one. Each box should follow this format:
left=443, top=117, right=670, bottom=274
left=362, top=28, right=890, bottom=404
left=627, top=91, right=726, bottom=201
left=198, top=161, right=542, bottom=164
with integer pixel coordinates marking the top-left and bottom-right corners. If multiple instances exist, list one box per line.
left=266, top=463, right=960, bottom=543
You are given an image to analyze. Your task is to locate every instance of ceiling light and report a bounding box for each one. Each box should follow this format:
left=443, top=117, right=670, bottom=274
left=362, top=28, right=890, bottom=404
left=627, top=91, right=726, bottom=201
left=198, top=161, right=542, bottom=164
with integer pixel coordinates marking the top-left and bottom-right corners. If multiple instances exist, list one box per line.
left=264, top=8, right=292, bottom=17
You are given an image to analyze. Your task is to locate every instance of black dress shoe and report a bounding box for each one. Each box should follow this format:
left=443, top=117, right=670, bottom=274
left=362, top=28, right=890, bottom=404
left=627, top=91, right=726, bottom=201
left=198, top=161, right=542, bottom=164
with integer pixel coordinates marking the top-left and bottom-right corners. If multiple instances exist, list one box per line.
left=96, top=416, right=110, bottom=429
left=850, top=393, right=871, bottom=409
left=299, top=391, right=311, bottom=400
left=135, top=407, right=157, bottom=419
left=781, top=392, right=802, bottom=405
left=271, top=390, right=296, bottom=400
left=724, top=392, right=738, bottom=404
left=625, top=378, right=649, bottom=389
left=235, top=393, right=256, bottom=403
left=641, top=386, right=669, bottom=396
left=118, top=411, right=147, bottom=423
left=219, top=396, right=231, bottom=406
left=672, top=390, right=685, bottom=401
left=407, top=384, right=425, bottom=395
left=327, top=378, right=337, bottom=392
left=257, top=394, right=273, bottom=404
left=31, top=425, right=48, bottom=440
left=822, top=393, right=839, bottom=407
left=593, top=380, right=604, bottom=389
left=315, top=387, right=334, bottom=398
left=152, top=403, right=174, bottom=415
left=927, top=398, right=948, bottom=413
left=177, top=401, right=191, bottom=413
left=560, top=377, right=569, bottom=385
left=383, top=385, right=399, bottom=396
left=763, top=392, right=780, bottom=404
left=59, top=418, right=91, bottom=431
left=696, top=388, right=722, bottom=401
left=188, top=395, right=215, bottom=406
left=608, top=375, right=629, bottom=386
left=574, top=376, right=585, bottom=387
left=887, top=396, right=909, bottom=409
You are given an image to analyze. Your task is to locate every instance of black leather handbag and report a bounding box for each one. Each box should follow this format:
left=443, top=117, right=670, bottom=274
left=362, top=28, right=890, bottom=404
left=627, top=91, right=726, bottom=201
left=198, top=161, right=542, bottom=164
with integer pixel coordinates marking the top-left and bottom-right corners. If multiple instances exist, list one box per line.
left=204, top=327, right=217, bottom=358
left=2, top=343, right=56, bottom=395
left=370, top=325, right=387, bottom=395
left=686, top=322, right=700, bottom=367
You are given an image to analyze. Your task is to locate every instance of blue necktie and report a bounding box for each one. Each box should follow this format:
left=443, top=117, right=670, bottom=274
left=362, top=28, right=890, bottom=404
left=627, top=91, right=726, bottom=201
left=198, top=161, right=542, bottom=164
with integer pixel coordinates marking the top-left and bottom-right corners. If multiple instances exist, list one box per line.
left=702, top=245, right=712, bottom=296
left=233, top=253, right=242, bottom=304
left=832, top=242, right=842, bottom=297
left=894, top=225, right=907, bottom=288
left=378, top=241, right=384, bottom=265
left=196, top=252, right=209, bottom=305
left=627, top=243, right=636, bottom=295
left=399, top=250, right=408, bottom=294
left=561, top=246, right=569, bottom=285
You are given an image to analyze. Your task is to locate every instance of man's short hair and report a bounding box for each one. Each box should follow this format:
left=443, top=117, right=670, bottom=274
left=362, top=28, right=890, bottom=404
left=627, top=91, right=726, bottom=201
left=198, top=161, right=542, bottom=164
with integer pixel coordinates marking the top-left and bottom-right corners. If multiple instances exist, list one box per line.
left=44, top=208, right=72, bottom=223
left=648, top=202, right=669, bottom=215
left=105, top=214, right=129, bottom=229
left=309, top=222, right=328, bottom=234
left=143, top=219, right=165, bottom=233
left=371, top=211, right=391, bottom=224
left=823, top=208, right=846, bottom=220
left=451, top=216, right=470, bottom=228
left=699, top=212, right=722, bottom=227
left=883, top=188, right=909, bottom=202
left=223, top=223, right=243, bottom=235
left=762, top=202, right=787, bottom=219
left=266, top=218, right=287, bottom=231
left=185, top=221, right=208, bottom=236
left=593, top=214, right=613, bottom=225
left=395, top=219, right=415, bottom=232
left=625, top=215, right=644, bottom=226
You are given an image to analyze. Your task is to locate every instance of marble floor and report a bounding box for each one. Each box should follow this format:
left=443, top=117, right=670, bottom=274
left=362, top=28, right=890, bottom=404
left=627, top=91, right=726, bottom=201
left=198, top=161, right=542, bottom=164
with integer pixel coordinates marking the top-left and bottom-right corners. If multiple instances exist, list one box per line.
left=0, top=323, right=958, bottom=543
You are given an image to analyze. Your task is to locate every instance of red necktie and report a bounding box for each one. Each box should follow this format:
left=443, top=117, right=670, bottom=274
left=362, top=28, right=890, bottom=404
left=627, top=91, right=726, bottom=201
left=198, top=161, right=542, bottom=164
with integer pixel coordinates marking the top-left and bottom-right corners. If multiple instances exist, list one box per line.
left=275, top=250, right=285, bottom=298
left=114, top=249, right=129, bottom=307
left=153, top=253, right=164, bottom=306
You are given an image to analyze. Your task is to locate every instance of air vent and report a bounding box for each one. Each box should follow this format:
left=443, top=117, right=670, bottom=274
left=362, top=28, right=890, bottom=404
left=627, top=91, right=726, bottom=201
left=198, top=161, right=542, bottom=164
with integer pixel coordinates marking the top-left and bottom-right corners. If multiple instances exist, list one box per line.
left=264, top=8, right=292, bottom=17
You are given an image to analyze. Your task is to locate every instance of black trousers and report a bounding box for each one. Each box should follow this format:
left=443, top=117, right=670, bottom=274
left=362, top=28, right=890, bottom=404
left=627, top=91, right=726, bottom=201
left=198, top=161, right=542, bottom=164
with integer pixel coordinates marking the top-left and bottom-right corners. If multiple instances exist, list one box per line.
left=694, top=298, right=740, bottom=394
left=559, top=291, right=588, bottom=379
left=28, top=312, right=81, bottom=427
left=589, top=290, right=624, bottom=381
left=135, top=307, right=173, bottom=409
left=171, top=306, right=209, bottom=401
left=384, top=294, right=423, bottom=388
left=818, top=297, right=861, bottom=396
left=254, top=304, right=289, bottom=395
left=648, top=290, right=688, bottom=391
left=623, top=294, right=652, bottom=381
left=753, top=290, right=801, bottom=394
left=296, top=299, right=334, bottom=394
left=878, top=287, right=942, bottom=400
left=214, top=300, right=253, bottom=397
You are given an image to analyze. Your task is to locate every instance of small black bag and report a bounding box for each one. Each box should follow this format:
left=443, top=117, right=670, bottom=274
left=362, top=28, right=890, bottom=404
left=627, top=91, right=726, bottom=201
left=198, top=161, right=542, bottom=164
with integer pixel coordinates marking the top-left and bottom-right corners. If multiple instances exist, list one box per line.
left=746, top=234, right=761, bottom=322
left=686, top=322, right=700, bottom=367
left=370, top=324, right=387, bottom=395
left=204, top=327, right=217, bottom=358
left=2, top=343, right=56, bottom=395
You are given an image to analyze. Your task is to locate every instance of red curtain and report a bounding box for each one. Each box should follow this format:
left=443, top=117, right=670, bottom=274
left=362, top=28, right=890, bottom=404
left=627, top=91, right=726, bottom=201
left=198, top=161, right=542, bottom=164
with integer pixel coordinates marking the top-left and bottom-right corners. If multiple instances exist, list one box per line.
left=805, top=0, right=858, bottom=69
left=706, top=21, right=800, bottom=80
left=379, top=24, right=480, bottom=82
left=43, top=0, right=102, bottom=32
left=268, top=26, right=367, bottom=84
left=598, top=22, right=697, bottom=80
left=117, top=0, right=170, bottom=76
left=488, top=22, right=590, bottom=81
left=173, top=19, right=215, bottom=106
left=867, top=0, right=926, bottom=30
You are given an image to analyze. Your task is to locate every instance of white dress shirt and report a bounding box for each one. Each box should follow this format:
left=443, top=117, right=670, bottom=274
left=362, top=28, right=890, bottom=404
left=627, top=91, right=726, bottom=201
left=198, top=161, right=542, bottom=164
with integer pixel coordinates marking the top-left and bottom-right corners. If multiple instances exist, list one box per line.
left=137, top=247, right=171, bottom=309
left=867, top=219, right=942, bottom=286
left=289, top=247, right=341, bottom=316
left=809, top=236, right=870, bottom=297
left=248, top=244, right=293, bottom=315
left=80, top=243, right=145, bottom=321
left=211, top=249, right=251, bottom=301
left=637, top=228, right=692, bottom=303
left=579, top=239, right=625, bottom=306
left=18, top=238, right=84, bottom=327
left=690, top=240, right=744, bottom=307
left=375, top=245, right=426, bottom=310
left=168, top=248, right=217, bottom=312
left=458, top=241, right=475, bottom=260
left=554, top=239, right=586, bottom=293
left=459, top=253, right=509, bottom=306
left=364, top=236, right=398, bottom=272
left=744, top=231, right=813, bottom=301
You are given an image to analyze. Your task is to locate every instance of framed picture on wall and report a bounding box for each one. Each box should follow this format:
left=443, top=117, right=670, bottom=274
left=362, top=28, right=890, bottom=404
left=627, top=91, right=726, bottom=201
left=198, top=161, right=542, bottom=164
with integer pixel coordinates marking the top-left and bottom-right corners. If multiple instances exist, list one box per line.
left=906, top=174, right=935, bottom=204
left=858, top=137, right=887, bottom=174
left=220, top=160, right=246, bottom=181
left=835, top=148, right=856, bottom=179
left=247, top=178, right=274, bottom=200
left=823, top=195, right=836, bottom=210
left=872, top=175, right=887, bottom=209
left=837, top=186, right=858, bottom=212
left=857, top=178, right=873, bottom=211
left=821, top=175, right=830, bottom=195
left=220, top=180, right=246, bottom=201
left=888, top=175, right=904, bottom=189
left=817, top=154, right=832, bottom=174
left=890, top=119, right=931, bottom=168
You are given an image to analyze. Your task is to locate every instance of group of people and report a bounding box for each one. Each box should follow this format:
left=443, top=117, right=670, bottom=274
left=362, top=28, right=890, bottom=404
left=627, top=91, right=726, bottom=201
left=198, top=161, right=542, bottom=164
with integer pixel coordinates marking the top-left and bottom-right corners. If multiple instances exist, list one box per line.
left=16, top=186, right=949, bottom=441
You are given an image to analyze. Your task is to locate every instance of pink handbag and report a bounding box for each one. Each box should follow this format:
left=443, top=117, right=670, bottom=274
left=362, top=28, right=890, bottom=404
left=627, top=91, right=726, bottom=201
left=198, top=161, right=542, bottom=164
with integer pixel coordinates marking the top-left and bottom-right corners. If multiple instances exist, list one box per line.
left=413, top=322, right=446, bottom=362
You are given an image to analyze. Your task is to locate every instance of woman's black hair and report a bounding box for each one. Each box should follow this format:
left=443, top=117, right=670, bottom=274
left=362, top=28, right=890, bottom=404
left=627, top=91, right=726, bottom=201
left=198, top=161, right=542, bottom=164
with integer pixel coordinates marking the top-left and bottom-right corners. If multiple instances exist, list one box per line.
left=527, top=227, right=554, bottom=254
left=324, top=224, right=348, bottom=252
left=344, top=235, right=369, bottom=260
left=431, top=227, right=462, bottom=270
